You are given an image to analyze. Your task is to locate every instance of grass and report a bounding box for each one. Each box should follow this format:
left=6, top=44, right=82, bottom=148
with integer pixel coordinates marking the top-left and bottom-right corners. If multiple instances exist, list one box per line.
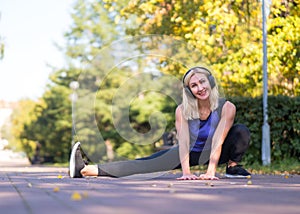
left=186, top=158, right=300, bottom=176
left=246, top=159, right=300, bottom=175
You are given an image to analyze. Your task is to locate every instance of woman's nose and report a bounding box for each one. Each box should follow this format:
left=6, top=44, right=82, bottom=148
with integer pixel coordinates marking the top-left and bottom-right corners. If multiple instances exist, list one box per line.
left=197, top=84, right=204, bottom=91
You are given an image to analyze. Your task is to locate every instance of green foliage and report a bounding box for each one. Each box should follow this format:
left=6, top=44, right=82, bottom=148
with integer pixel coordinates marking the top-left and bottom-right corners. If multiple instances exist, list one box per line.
left=16, top=0, right=127, bottom=163
left=11, top=0, right=300, bottom=165
left=230, top=95, right=300, bottom=165
left=18, top=84, right=72, bottom=163
left=116, top=142, right=154, bottom=160
left=120, top=0, right=300, bottom=97
left=246, top=157, right=300, bottom=175
left=265, top=0, right=300, bottom=96
left=65, top=0, right=126, bottom=62
left=9, top=99, right=38, bottom=158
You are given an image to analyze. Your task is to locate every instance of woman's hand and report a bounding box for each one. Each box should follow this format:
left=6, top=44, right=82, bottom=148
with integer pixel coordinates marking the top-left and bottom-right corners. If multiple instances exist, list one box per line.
left=176, top=174, right=199, bottom=180
left=199, top=173, right=219, bottom=180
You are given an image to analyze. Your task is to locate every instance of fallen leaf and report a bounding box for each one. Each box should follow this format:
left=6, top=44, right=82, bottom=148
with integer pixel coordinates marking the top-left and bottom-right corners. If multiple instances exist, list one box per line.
left=53, top=187, right=60, bottom=192
left=71, top=192, right=82, bottom=201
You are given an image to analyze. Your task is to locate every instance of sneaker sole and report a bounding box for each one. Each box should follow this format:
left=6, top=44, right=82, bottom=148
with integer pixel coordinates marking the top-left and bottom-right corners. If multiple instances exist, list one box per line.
left=225, top=174, right=250, bottom=178
left=69, top=142, right=81, bottom=178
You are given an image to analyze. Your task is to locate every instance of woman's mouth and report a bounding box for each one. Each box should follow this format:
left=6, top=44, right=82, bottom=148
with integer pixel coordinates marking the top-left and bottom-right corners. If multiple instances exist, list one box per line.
left=197, top=89, right=207, bottom=96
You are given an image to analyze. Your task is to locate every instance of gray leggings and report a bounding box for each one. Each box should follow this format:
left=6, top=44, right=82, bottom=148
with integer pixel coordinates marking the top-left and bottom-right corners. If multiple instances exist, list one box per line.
left=98, top=124, right=250, bottom=177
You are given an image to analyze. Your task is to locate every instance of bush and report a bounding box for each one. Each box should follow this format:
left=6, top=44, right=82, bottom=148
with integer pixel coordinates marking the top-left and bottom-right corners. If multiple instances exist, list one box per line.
left=229, top=95, right=300, bottom=165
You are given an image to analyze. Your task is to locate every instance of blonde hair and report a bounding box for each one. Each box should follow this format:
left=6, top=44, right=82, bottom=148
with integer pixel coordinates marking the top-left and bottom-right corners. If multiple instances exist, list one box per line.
left=182, top=66, right=219, bottom=120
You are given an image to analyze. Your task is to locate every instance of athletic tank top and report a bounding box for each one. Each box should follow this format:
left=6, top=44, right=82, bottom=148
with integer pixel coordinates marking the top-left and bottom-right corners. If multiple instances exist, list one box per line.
left=188, top=98, right=226, bottom=152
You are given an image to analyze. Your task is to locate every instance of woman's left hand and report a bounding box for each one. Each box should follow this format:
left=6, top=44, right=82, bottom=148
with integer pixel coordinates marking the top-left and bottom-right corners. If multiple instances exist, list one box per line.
left=199, top=173, right=219, bottom=180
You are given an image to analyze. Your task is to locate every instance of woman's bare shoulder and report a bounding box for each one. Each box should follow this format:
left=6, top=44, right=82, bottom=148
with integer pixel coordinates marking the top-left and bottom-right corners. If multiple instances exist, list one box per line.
left=221, top=101, right=236, bottom=117
left=176, top=104, right=183, bottom=114
left=223, top=100, right=236, bottom=110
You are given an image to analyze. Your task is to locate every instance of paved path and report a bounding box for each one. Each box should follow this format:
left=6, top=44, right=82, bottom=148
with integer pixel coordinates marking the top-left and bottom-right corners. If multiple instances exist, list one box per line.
left=0, top=154, right=299, bottom=214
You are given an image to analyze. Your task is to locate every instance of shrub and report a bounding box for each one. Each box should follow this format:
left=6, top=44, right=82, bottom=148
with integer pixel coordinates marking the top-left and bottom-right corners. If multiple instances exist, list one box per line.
left=229, top=96, right=300, bottom=165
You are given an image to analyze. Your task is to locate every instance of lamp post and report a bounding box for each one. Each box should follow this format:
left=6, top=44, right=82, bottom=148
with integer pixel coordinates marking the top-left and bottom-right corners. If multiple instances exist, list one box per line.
left=70, top=81, right=79, bottom=146
left=261, top=0, right=271, bottom=165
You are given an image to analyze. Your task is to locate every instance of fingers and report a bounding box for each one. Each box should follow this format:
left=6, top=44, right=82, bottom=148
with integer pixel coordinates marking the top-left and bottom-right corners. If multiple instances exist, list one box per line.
left=176, top=174, right=199, bottom=180
left=176, top=174, right=220, bottom=180
left=199, top=174, right=219, bottom=180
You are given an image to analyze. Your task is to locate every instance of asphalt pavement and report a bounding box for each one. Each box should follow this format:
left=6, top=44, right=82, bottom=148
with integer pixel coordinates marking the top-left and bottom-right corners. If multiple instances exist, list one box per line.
left=0, top=150, right=299, bottom=214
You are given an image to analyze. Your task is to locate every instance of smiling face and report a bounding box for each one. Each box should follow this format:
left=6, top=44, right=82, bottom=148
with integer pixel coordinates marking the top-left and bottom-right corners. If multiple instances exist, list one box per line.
left=188, top=73, right=211, bottom=100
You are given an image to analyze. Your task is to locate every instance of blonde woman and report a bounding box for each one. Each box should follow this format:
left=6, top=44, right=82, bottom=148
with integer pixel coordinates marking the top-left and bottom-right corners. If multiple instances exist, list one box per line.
left=70, top=66, right=251, bottom=179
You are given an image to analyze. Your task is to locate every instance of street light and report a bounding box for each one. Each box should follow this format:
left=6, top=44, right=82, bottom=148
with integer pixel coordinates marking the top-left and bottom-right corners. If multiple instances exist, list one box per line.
left=70, top=81, right=79, bottom=146
left=261, top=0, right=271, bottom=165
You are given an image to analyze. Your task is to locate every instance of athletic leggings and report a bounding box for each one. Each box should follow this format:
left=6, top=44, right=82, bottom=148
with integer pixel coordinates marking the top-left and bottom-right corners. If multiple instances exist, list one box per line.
left=97, top=124, right=250, bottom=177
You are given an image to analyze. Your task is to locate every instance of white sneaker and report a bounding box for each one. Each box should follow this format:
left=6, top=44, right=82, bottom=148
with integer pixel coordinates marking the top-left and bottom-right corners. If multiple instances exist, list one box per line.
left=69, top=142, right=85, bottom=178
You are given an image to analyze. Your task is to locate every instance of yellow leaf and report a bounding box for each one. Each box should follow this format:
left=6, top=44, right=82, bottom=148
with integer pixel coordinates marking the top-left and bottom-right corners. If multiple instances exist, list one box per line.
left=53, top=187, right=60, bottom=192
left=175, top=17, right=182, bottom=23
left=114, top=15, right=120, bottom=24
left=71, top=192, right=82, bottom=201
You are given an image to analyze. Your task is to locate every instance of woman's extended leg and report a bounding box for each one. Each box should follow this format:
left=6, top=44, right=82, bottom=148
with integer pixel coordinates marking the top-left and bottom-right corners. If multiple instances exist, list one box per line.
left=97, top=146, right=181, bottom=177
left=81, top=146, right=206, bottom=178
left=73, top=138, right=212, bottom=178
left=82, top=146, right=181, bottom=178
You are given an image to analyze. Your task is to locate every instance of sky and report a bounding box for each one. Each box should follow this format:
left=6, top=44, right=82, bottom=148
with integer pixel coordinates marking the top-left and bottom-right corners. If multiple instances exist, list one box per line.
left=0, top=0, right=74, bottom=102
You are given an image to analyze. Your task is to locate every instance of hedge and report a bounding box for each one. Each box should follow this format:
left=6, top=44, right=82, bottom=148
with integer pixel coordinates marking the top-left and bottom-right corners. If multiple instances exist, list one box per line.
left=229, top=95, right=300, bottom=165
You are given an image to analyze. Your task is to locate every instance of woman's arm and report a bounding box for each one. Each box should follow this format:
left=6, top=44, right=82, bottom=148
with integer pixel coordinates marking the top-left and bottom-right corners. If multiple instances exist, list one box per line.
left=199, top=101, right=236, bottom=180
left=175, top=105, right=198, bottom=180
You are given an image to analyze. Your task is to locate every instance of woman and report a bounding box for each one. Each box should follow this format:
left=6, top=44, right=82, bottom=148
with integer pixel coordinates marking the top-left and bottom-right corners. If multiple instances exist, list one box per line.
left=69, top=66, right=251, bottom=180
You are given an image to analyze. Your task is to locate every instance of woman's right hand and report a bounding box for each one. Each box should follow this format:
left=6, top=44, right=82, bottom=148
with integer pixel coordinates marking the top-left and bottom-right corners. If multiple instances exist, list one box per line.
left=176, top=174, right=199, bottom=180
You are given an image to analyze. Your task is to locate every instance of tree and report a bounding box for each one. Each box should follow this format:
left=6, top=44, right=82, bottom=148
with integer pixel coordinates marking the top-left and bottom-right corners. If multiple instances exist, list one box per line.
left=16, top=0, right=133, bottom=163
left=9, top=99, right=39, bottom=159
left=16, top=0, right=300, bottom=163
left=267, top=0, right=300, bottom=96
left=120, top=0, right=300, bottom=97
left=19, top=83, right=72, bottom=163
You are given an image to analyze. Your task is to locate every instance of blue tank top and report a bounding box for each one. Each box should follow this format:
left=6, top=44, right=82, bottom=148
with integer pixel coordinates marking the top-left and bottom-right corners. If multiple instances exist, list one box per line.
left=188, top=103, right=223, bottom=152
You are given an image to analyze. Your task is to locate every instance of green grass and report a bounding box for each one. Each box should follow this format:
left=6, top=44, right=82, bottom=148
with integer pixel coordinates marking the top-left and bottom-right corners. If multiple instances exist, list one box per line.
left=188, top=158, right=300, bottom=175
left=246, top=159, right=300, bottom=175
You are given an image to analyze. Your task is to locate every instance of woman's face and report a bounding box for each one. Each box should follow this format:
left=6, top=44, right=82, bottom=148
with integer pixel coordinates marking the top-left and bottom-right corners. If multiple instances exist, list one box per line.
left=188, top=73, right=210, bottom=100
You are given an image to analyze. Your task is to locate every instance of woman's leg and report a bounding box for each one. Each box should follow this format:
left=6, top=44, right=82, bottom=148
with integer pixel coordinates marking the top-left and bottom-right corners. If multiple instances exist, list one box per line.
left=218, top=124, right=251, bottom=165
left=97, top=146, right=182, bottom=177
